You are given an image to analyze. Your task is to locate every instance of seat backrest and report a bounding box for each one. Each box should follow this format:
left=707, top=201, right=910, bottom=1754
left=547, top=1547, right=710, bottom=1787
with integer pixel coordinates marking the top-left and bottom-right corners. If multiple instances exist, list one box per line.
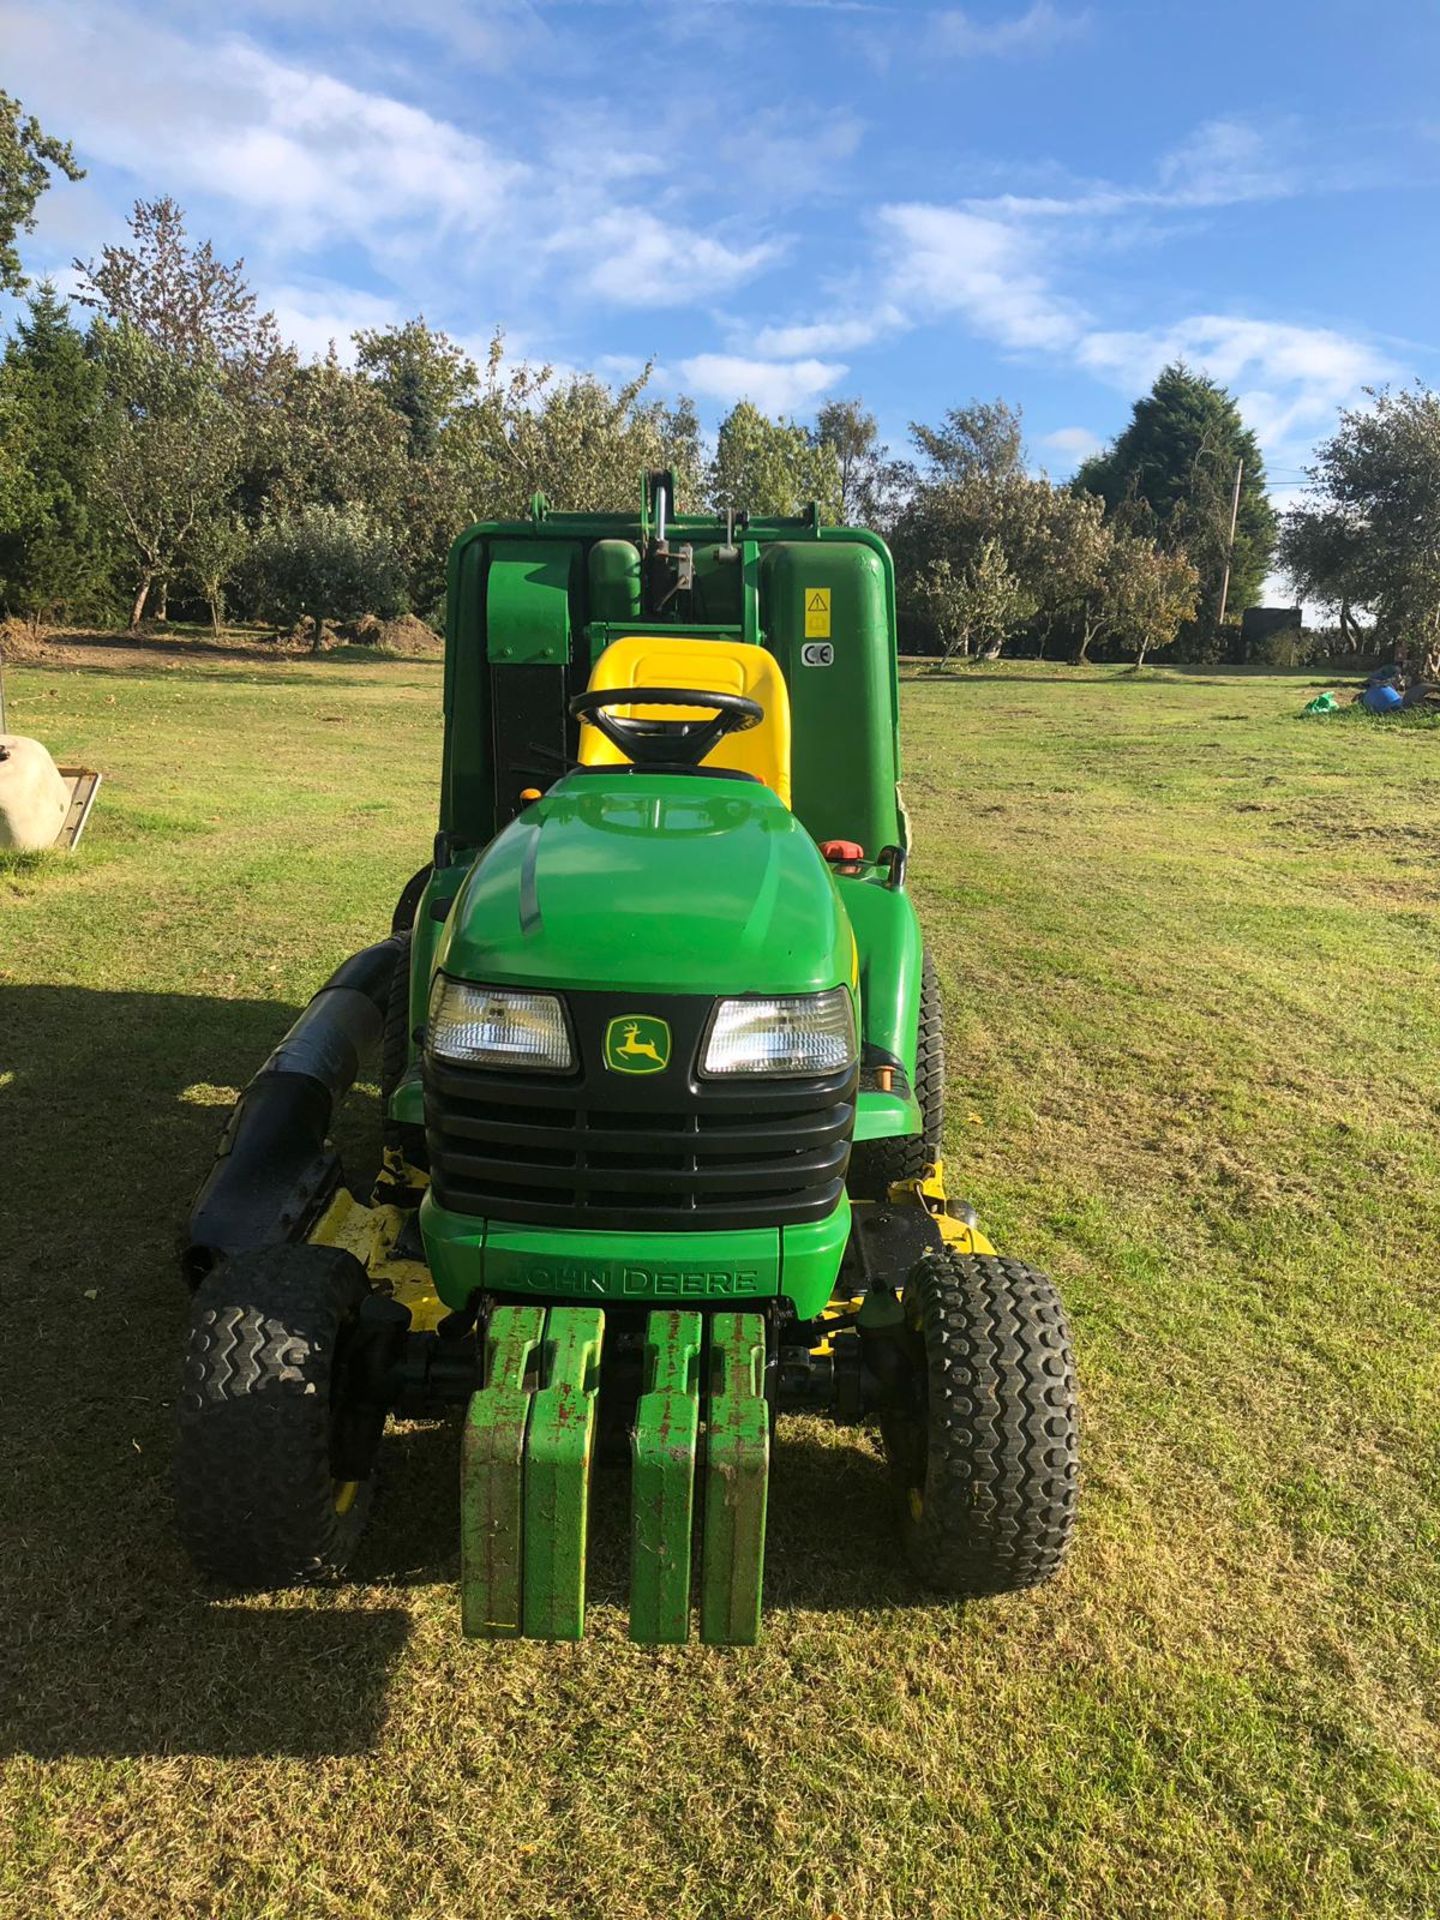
left=577, top=636, right=792, bottom=806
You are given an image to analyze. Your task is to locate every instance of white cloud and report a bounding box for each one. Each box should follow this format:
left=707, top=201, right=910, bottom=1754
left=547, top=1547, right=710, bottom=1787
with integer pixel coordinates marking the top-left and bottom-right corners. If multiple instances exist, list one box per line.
left=203, top=53, right=525, bottom=245
left=1076, top=314, right=1393, bottom=445
left=540, top=119, right=668, bottom=190
left=594, top=352, right=653, bottom=382
left=750, top=308, right=903, bottom=356
left=1156, top=117, right=1299, bottom=207
left=742, top=110, right=1388, bottom=467
left=750, top=126, right=1252, bottom=370
left=0, top=0, right=784, bottom=326
left=931, top=3, right=1090, bottom=58
left=563, top=213, right=781, bottom=309
left=878, top=203, right=1083, bottom=351
left=716, top=107, right=866, bottom=203
left=215, top=0, right=538, bottom=68
left=1041, top=425, right=1104, bottom=462
left=678, top=353, right=848, bottom=412
left=0, top=2, right=526, bottom=262
left=966, top=117, right=1300, bottom=221
left=901, top=205, right=1391, bottom=465
left=265, top=284, right=408, bottom=362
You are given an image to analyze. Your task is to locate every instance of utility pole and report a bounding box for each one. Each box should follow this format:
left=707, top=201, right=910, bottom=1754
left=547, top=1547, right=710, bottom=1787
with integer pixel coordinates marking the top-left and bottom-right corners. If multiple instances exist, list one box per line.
left=1216, top=457, right=1243, bottom=630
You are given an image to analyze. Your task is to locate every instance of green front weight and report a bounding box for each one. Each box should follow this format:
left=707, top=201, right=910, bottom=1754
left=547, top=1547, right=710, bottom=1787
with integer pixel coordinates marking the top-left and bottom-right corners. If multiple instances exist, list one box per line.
left=700, top=1313, right=771, bottom=1647
left=461, top=1306, right=546, bottom=1638
left=522, top=1307, right=605, bottom=1641
left=629, top=1310, right=703, bottom=1645
left=463, top=1305, right=767, bottom=1643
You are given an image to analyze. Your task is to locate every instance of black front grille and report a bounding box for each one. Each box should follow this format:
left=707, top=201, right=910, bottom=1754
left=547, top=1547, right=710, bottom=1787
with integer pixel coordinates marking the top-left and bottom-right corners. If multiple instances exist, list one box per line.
left=424, top=990, right=855, bottom=1232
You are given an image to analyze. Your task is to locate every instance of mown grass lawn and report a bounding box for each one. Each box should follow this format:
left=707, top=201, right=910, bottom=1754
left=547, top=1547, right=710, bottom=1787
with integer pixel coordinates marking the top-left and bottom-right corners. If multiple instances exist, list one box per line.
left=1, top=651, right=1438, bottom=1919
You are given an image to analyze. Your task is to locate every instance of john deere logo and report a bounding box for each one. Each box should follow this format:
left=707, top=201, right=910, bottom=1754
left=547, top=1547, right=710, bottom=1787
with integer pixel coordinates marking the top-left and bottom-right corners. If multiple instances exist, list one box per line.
left=604, top=1015, right=671, bottom=1074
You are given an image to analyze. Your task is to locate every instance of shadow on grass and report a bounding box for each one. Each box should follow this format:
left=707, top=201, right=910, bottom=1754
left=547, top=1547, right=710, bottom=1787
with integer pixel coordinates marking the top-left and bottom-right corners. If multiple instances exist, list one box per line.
left=17, top=627, right=436, bottom=667
left=579, top=1427, right=921, bottom=1620
left=902, top=669, right=1082, bottom=685
left=11, top=656, right=434, bottom=690
left=905, top=667, right=1177, bottom=687
left=903, top=663, right=1371, bottom=688
left=14, top=626, right=287, bottom=665
left=0, top=985, right=410, bottom=1759
left=363, top=1413, right=930, bottom=1624
left=0, top=985, right=930, bottom=1756
left=909, top=668, right=1246, bottom=689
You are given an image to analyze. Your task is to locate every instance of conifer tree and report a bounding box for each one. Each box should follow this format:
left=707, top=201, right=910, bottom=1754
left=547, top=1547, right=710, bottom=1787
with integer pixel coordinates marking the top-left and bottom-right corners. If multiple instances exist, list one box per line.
left=0, top=284, right=110, bottom=624
left=1075, top=363, right=1275, bottom=624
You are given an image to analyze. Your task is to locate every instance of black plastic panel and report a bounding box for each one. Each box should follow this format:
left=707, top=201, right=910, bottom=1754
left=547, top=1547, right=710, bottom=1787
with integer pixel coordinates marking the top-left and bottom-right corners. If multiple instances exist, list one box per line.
left=424, top=989, right=856, bottom=1232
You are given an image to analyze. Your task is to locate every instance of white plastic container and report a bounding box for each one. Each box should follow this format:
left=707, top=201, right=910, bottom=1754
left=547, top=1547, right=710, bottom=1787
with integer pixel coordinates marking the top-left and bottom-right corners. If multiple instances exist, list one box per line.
left=0, top=733, right=71, bottom=850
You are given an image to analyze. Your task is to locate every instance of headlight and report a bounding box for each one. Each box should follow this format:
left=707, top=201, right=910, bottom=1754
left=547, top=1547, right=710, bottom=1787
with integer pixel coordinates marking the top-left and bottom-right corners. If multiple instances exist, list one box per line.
left=426, top=977, right=574, bottom=1072
left=701, top=987, right=857, bottom=1078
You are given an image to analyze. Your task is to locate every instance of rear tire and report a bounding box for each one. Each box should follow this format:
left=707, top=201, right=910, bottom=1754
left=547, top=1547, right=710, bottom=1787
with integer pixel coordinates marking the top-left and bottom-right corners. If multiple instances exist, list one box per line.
left=175, top=1244, right=376, bottom=1587
left=885, top=1249, right=1078, bottom=1595
left=849, top=950, right=944, bottom=1199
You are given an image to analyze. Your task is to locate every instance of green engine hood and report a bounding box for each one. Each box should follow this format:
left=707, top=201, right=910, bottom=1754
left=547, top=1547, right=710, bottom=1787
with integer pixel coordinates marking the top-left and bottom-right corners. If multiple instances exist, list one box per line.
left=437, top=770, right=853, bottom=996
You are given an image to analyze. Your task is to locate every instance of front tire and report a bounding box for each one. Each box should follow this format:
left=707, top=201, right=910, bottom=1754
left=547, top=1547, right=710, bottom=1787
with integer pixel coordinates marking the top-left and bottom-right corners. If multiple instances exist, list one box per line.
left=886, top=1249, right=1078, bottom=1595
left=176, top=1244, right=377, bottom=1587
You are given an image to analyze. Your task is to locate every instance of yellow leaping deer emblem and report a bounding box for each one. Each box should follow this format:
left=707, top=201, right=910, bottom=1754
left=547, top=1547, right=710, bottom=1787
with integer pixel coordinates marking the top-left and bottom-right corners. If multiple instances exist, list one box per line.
left=604, top=1014, right=672, bottom=1074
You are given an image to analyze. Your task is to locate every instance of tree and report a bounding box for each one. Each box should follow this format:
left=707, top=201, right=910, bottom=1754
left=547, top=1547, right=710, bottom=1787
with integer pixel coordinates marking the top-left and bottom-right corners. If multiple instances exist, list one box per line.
left=1275, top=504, right=1368, bottom=654
left=1071, top=520, right=1116, bottom=665
left=184, top=511, right=249, bottom=636
left=910, top=398, right=1025, bottom=488
left=436, top=339, right=701, bottom=521
left=251, top=334, right=704, bottom=620
left=237, top=505, right=407, bottom=650
left=914, top=542, right=1028, bottom=665
left=0, top=383, right=32, bottom=551
left=1069, top=523, right=1200, bottom=666
left=75, top=197, right=282, bottom=376
left=709, top=401, right=841, bottom=519
left=1007, top=483, right=1108, bottom=659
left=261, top=333, right=454, bottom=625
left=0, top=92, right=83, bottom=296
left=645, top=394, right=704, bottom=510
left=491, top=371, right=703, bottom=514
left=1075, top=363, right=1275, bottom=628
left=814, top=398, right=907, bottom=528
left=894, top=399, right=1106, bottom=660
left=263, top=348, right=410, bottom=527
left=0, top=285, right=111, bottom=626
left=1280, top=385, right=1440, bottom=681
left=77, top=201, right=288, bottom=625
left=355, top=318, right=478, bottom=460
left=90, top=322, right=245, bottom=626
left=1104, top=535, right=1200, bottom=667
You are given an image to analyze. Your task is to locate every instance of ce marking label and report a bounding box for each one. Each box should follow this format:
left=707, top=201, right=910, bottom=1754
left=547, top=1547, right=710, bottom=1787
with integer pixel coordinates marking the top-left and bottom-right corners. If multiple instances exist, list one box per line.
left=801, top=641, right=835, bottom=666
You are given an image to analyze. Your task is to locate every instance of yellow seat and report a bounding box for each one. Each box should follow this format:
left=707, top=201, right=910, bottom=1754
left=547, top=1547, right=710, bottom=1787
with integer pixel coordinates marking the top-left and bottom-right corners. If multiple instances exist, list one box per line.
left=577, top=636, right=792, bottom=806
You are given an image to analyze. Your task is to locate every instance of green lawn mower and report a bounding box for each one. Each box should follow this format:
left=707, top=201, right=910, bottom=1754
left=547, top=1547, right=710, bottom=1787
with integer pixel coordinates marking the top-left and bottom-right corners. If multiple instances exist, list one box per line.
left=176, top=474, right=1078, bottom=1644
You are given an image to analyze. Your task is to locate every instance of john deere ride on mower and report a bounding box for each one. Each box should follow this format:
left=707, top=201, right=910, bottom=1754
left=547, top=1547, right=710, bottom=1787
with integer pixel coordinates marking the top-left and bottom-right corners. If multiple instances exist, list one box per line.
left=176, top=474, right=1078, bottom=1643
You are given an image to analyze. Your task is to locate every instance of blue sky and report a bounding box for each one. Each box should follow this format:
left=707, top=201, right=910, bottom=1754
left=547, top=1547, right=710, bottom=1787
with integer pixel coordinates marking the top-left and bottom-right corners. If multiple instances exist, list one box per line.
left=6, top=0, right=1439, bottom=523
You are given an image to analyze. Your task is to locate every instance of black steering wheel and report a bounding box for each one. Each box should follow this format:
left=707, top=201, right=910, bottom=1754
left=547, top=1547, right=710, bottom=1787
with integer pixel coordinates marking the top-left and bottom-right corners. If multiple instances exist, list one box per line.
left=569, top=686, right=763, bottom=769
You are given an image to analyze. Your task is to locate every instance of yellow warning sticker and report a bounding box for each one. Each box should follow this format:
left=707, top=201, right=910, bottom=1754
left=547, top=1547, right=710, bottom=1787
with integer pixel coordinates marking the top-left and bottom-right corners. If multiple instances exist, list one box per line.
left=804, top=587, right=831, bottom=639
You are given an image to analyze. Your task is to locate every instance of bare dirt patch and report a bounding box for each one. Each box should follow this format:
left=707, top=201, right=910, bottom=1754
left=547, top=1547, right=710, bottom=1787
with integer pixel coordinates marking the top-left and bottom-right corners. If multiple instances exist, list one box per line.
left=0, top=615, right=48, bottom=663
left=0, top=616, right=443, bottom=674
left=349, top=612, right=445, bottom=657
